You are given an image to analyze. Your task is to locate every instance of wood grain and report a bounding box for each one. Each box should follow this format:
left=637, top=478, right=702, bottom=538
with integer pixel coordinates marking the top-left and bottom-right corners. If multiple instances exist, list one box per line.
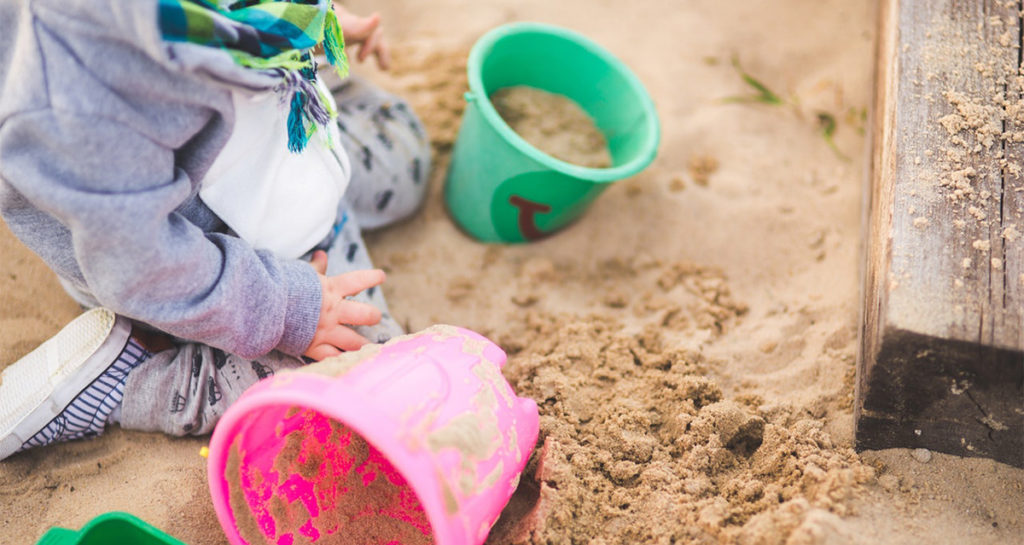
left=858, top=0, right=1024, bottom=467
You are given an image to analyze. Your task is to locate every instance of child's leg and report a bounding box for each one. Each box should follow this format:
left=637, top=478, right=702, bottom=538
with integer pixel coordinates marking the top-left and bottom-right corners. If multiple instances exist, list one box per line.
left=332, top=76, right=431, bottom=230
left=118, top=341, right=302, bottom=436
left=0, top=308, right=306, bottom=458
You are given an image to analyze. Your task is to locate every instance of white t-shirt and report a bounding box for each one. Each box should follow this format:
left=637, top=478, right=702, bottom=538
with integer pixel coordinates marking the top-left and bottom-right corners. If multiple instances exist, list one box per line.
left=200, top=80, right=350, bottom=259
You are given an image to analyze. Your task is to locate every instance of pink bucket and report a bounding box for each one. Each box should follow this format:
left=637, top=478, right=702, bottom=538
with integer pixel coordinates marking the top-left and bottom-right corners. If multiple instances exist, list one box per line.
left=206, top=325, right=539, bottom=545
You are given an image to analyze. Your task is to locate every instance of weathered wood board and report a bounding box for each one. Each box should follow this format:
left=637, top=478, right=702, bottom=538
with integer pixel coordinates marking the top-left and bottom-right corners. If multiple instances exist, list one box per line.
left=858, top=0, right=1024, bottom=467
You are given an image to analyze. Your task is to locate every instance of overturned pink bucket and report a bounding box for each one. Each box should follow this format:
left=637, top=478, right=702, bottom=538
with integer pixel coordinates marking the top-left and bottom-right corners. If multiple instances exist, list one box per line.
left=207, top=325, right=540, bottom=545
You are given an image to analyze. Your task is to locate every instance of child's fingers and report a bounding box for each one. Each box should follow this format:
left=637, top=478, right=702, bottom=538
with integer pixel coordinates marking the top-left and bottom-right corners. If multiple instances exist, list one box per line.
left=359, top=27, right=382, bottom=63
left=305, top=342, right=342, bottom=361
left=343, top=12, right=380, bottom=42
left=310, top=250, right=328, bottom=274
left=375, top=33, right=391, bottom=70
left=337, top=299, right=383, bottom=326
left=319, top=325, right=370, bottom=352
left=329, top=269, right=386, bottom=295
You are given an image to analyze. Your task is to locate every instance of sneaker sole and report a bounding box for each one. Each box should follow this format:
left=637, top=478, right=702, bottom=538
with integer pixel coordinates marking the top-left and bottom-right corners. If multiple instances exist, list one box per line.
left=0, top=308, right=130, bottom=459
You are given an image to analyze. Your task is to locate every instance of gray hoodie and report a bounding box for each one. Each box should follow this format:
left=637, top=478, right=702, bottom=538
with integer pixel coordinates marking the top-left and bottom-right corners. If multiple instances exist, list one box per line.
left=0, top=0, right=322, bottom=358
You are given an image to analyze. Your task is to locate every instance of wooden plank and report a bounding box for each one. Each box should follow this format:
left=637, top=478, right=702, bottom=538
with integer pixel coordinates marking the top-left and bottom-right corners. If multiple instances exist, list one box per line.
left=857, top=0, right=1024, bottom=467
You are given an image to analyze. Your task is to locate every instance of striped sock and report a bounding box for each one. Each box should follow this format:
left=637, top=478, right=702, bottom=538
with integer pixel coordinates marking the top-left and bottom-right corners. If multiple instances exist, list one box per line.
left=17, top=339, right=150, bottom=452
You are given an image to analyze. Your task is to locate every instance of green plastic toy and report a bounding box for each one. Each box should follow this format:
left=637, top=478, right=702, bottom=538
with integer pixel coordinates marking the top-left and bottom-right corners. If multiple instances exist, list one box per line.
left=36, top=512, right=186, bottom=545
left=445, top=22, right=661, bottom=243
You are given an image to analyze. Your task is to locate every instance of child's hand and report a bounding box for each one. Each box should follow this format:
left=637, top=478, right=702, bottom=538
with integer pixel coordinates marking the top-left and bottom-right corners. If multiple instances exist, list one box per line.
left=333, top=3, right=391, bottom=70
left=303, top=250, right=386, bottom=361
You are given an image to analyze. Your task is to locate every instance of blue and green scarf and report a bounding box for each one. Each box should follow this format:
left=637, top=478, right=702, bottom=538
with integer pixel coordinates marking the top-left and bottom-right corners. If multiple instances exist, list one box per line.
left=158, top=0, right=349, bottom=153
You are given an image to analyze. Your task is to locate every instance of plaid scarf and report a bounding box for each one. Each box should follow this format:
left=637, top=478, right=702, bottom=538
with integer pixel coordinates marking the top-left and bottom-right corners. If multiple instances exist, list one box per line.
left=158, top=0, right=349, bottom=153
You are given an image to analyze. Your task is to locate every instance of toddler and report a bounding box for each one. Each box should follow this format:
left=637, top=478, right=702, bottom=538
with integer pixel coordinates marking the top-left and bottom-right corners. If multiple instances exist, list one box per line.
left=0, top=0, right=430, bottom=459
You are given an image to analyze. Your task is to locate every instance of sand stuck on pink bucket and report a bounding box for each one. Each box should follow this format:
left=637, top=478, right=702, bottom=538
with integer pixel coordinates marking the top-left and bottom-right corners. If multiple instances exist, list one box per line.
left=224, top=407, right=433, bottom=545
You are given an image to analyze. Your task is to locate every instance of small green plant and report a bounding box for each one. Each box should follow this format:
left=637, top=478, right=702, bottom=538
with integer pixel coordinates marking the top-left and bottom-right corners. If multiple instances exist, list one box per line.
left=722, top=56, right=784, bottom=105
left=816, top=111, right=849, bottom=161
left=720, top=55, right=853, bottom=161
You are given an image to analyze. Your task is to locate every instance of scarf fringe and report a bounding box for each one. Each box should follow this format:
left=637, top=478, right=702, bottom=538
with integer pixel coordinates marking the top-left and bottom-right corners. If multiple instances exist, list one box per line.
left=283, top=6, right=349, bottom=153
left=280, top=63, right=336, bottom=153
left=323, top=10, right=349, bottom=80
left=287, top=91, right=310, bottom=153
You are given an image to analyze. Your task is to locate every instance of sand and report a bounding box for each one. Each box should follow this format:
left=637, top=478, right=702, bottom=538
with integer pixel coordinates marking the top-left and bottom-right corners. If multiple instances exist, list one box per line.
left=1, top=1, right=1022, bottom=544
left=491, top=86, right=612, bottom=168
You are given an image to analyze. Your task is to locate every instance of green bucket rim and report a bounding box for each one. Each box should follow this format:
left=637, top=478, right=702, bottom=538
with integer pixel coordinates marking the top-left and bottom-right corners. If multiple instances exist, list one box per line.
left=466, top=22, right=661, bottom=184
left=36, top=512, right=187, bottom=545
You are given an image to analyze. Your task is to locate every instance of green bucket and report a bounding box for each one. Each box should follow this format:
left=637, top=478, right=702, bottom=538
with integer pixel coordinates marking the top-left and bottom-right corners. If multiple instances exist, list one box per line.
left=444, top=22, right=661, bottom=243
left=36, top=512, right=186, bottom=545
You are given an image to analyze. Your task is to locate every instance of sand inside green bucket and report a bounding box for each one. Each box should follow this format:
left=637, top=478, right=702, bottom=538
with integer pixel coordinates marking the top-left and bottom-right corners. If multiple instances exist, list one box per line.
left=491, top=86, right=612, bottom=169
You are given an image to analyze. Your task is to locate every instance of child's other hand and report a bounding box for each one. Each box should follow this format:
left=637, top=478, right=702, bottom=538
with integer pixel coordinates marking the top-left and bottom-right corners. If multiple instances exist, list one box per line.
left=333, top=3, right=391, bottom=70
left=304, top=250, right=385, bottom=361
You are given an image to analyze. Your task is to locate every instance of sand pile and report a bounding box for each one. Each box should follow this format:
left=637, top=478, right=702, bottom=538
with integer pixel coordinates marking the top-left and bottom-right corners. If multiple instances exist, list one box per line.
left=489, top=313, right=874, bottom=544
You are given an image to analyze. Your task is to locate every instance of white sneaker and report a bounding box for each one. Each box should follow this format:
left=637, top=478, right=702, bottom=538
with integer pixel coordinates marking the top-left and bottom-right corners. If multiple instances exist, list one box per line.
left=0, top=308, right=140, bottom=460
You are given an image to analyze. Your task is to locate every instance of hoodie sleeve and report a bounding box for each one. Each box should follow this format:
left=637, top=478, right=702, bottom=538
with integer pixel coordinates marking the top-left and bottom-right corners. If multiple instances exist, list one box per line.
left=0, top=108, right=320, bottom=358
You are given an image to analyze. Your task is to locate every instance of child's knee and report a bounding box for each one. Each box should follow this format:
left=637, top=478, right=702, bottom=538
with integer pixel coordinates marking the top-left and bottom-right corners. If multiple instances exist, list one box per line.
left=358, top=104, right=431, bottom=225
left=389, top=98, right=432, bottom=183
left=392, top=100, right=432, bottom=207
left=396, top=129, right=432, bottom=214
left=120, top=344, right=302, bottom=436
